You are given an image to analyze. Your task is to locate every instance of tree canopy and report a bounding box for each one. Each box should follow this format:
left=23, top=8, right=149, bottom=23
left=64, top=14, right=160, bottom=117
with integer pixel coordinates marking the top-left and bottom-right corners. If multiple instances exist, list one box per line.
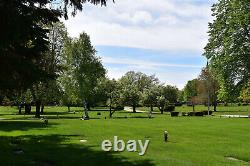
left=61, top=32, right=105, bottom=119
left=204, top=0, right=250, bottom=99
left=119, top=71, right=159, bottom=113
left=0, top=0, right=109, bottom=92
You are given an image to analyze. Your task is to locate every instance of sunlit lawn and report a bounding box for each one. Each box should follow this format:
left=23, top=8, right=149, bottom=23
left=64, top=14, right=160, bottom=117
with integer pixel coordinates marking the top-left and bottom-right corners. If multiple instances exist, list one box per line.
left=0, top=106, right=250, bottom=166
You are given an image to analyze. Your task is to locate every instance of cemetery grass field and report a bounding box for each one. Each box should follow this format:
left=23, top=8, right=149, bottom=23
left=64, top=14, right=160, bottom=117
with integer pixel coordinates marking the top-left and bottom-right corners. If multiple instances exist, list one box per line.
left=0, top=106, right=250, bottom=166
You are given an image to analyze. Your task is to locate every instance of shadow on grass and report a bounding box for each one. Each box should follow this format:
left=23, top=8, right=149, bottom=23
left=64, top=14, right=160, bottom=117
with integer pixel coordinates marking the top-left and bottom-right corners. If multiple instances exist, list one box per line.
left=118, top=112, right=146, bottom=114
left=42, top=110, right=83, bottom=115
left=4, top=115, right=102, bottom=121
left=0, top=134, right=155, bottom=166
left=0, top=120, right=55, bottom=131
left=113, top=116, right=154, bottom=119
left=0, top=113, right=17, bottom=116
left=47, top=116, right=101, bottom=120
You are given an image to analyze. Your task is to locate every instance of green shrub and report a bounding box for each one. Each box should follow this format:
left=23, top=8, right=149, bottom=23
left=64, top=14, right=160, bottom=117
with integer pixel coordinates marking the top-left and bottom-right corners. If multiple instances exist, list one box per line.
left=195, top=112, right=204, bottom=116
left=171, top=112, right=179, bottom=117
left=164, top=105, right=175, bottom=112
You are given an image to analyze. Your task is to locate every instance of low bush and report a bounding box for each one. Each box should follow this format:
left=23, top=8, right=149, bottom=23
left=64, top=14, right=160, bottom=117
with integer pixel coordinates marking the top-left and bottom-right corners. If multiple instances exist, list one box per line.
left=175, top=102, right=182, bottom=106
left=164, top=105, right=175, bottom=112
left=187, top=112, right=196, bottom=116
left=187, top=112, right=204, bottom=116
left=171, top=112, right=179, bottom=117
left=195, top=112, right=204, bottom=116
left=203, top=111, right=213, bottom=115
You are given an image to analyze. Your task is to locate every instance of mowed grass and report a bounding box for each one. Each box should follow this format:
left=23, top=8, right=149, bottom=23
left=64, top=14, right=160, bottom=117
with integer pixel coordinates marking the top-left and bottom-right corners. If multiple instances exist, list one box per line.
left=0, top=106, right=250, bottom=166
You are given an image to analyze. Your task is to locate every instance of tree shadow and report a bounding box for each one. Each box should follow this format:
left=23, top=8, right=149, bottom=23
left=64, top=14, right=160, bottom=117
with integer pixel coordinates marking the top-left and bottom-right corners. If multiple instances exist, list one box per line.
left=0, top=113, right=17, bottom=116
left=45, top=116, right=82, bottom=120
left=0, top=134, right=155, bottom=166
left=5, top=115, right=103, bottom=121
left=42, top=112, right=75, bottom=115
left=46, top=116, right=101, bottom=120
left=0, top=120, right=56, bottom=131
left=113, top=116, right=154, bottom=119
left=118, top=112, right=145, bottom=114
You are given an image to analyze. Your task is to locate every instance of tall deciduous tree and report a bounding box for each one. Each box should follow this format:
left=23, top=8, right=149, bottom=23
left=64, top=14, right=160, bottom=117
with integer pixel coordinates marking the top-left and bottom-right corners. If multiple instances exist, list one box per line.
left=198, top=66, right=220, bottom=111
left=63, top=32, right=105, bottom=119
left=204, top=0, right=250, bottom=100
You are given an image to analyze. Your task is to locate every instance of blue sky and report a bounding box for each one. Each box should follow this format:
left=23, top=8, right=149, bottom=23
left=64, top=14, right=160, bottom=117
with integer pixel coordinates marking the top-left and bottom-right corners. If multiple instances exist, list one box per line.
left=63, top=0, right=216, bottom=89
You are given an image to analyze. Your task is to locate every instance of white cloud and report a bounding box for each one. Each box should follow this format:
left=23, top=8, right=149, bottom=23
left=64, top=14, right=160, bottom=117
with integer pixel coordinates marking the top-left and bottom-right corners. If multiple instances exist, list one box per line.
left=63, top=0, right=214, bottom=53
left=132, top=11, right=153, bottom=24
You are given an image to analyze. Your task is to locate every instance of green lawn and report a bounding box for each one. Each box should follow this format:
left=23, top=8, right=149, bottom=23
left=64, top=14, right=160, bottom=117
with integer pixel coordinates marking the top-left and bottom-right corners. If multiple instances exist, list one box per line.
left=0, top=106, right=250, bottom=166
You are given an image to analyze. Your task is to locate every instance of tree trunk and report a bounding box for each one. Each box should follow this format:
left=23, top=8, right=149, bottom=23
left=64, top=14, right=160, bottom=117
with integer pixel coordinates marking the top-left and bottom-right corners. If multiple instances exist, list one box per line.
left=192, top=104, right=195, bottom=112
left=150, top=105, right=153, bottom=113
left=35, top=100, right=41, bottom=118
left=207, top=91, right=210, bottom=115
left=87, top=102, right=90, bottom=111
left=25, top=103, right=31, bottom=114
left=109, top=96, right=112, bottom=118
left=213, top=96, right=217, bottom=112
left=67, top=105, right=70, bottom=112
left=109, top=104, right=112, bottom=118
left=41, top=104, right=44, bottom=114
left=160, top=107, right=164, bottom=114
left=18, top=105, right=22, bottom=114
left=109, top=110, right=112, bottom=118
left=158, top=106, right=164, bottom=114
left=132, top=106, right=136, bottom=113
left=83, top=100, right=89, bottom=120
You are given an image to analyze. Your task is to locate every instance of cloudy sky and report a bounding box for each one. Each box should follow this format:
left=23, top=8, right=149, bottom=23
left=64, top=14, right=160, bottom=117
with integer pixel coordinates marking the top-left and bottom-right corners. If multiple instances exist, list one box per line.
left=63, top=0, right=216, bottom=89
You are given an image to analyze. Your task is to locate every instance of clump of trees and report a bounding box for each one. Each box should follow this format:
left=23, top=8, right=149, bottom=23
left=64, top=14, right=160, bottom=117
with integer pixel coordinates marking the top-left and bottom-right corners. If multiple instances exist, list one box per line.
left=60, top=69, right=180, bottom=118
left=183, top=66, right=219, bottom=112
left=117, top=71, right=179, bottom=115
